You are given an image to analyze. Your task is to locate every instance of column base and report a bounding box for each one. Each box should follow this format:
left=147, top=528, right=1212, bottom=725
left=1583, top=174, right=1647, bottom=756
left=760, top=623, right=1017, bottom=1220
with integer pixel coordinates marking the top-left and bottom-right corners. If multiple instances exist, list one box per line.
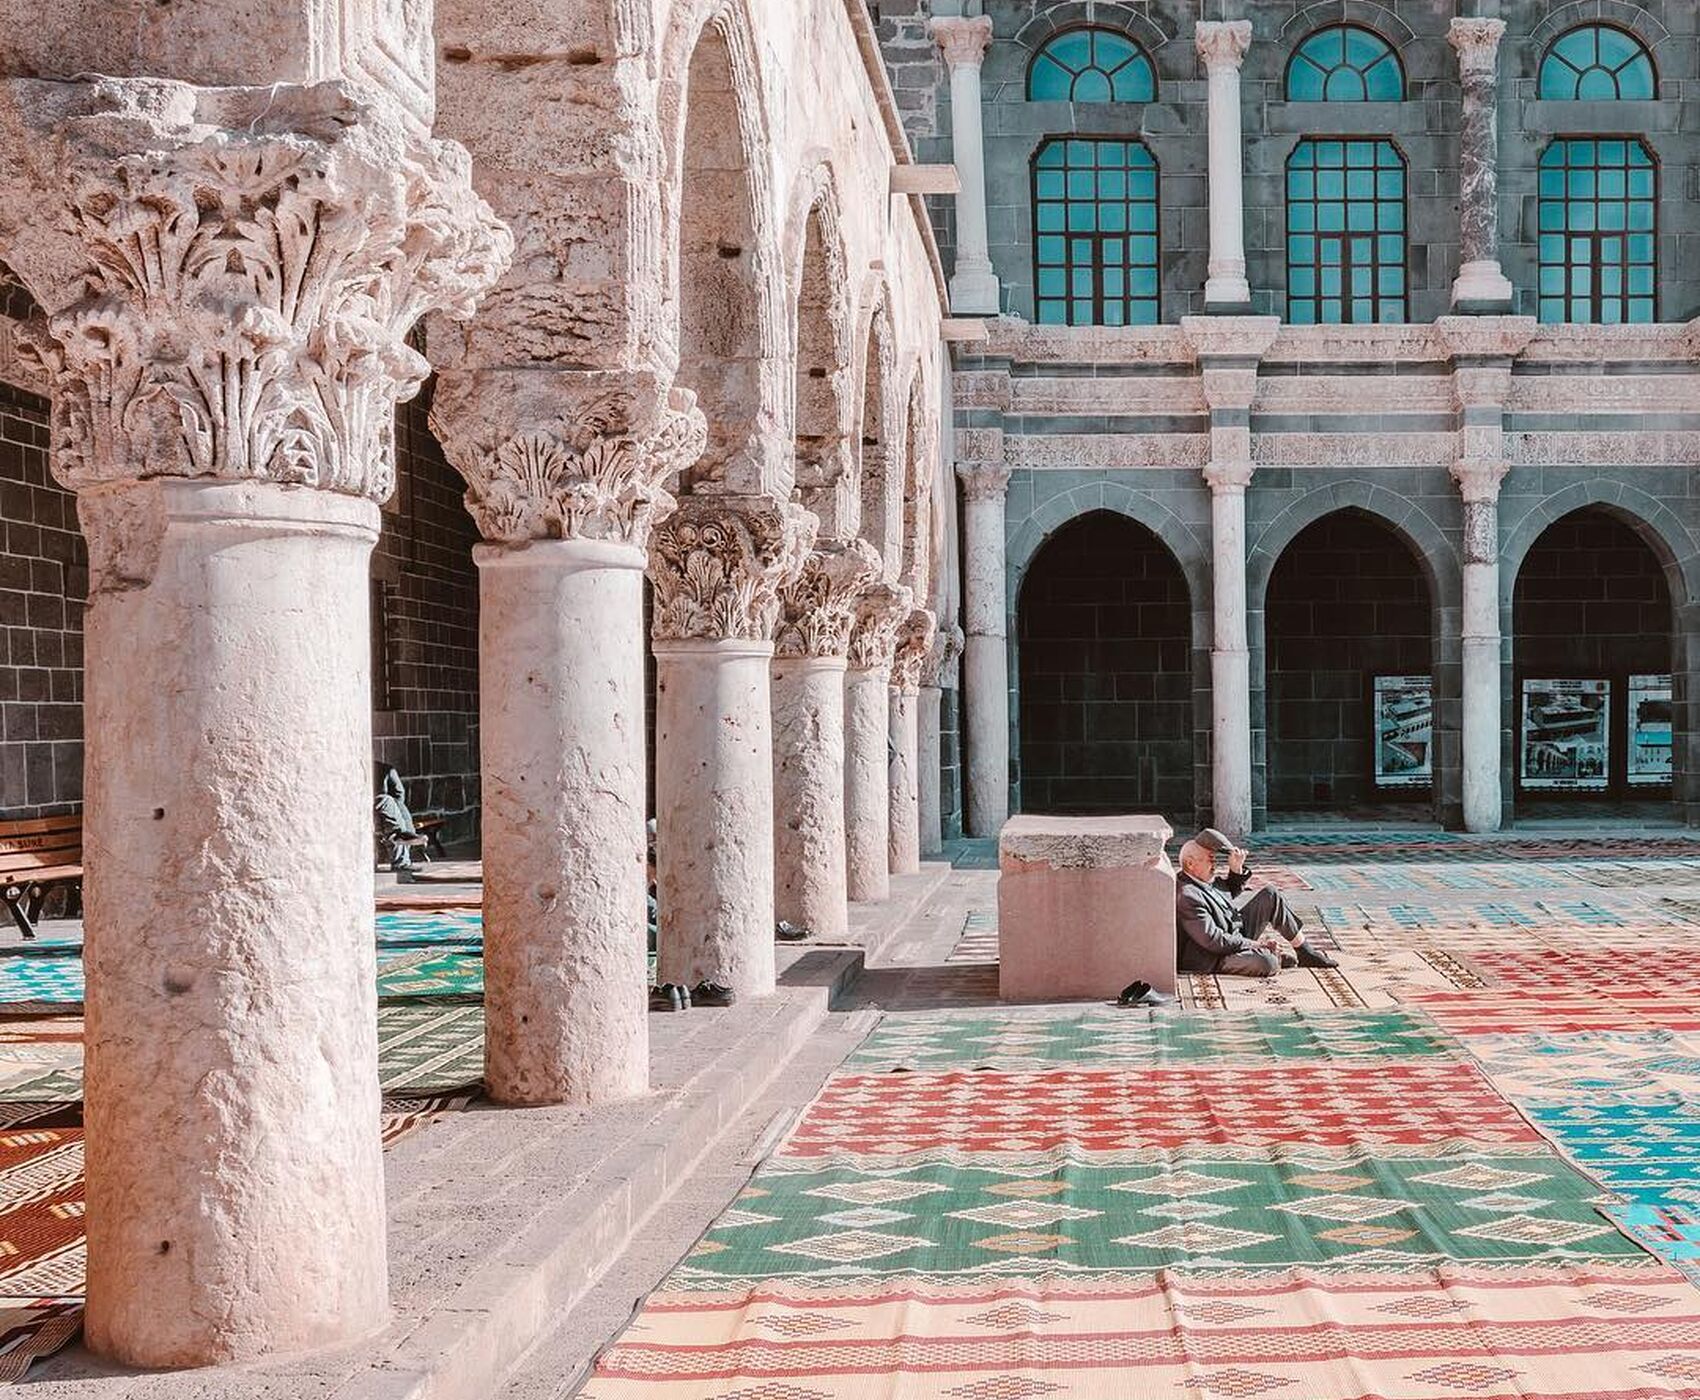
left=1451, top=260, right=1514, bottom=314
left=1203, top=273, right=1252, bottom=312
left=949, top=267, right=1002, bottom=317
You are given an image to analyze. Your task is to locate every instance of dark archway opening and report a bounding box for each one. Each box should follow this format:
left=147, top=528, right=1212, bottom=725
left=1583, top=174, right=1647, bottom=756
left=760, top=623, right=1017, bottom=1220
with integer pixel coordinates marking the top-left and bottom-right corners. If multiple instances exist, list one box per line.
left=1016, top=511, right=1194, bottom=818
left=1512, top=507, right=1674, bottom=818
left=1266, top=509, right=1434, bottom=816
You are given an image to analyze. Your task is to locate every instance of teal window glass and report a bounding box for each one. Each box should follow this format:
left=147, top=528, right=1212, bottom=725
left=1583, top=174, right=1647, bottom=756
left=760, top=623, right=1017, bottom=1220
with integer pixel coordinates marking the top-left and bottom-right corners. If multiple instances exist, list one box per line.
left=1539, top=25, right=1656, bottom=100
left=1286, top=25, right=1404, bottom=102
left=1537, top=138, right=1656, bottom=323
left=1286, top=139, right=1406, bottom=323
left=1032, top=138, right=1160, bottom=325
left=1028, top=28, right=1156, bottom=103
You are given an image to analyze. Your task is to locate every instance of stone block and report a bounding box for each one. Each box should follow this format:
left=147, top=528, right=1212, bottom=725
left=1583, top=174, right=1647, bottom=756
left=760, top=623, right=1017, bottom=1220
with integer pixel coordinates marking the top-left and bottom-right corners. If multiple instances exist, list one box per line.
left=997, top=814, right=1176, bottom=1002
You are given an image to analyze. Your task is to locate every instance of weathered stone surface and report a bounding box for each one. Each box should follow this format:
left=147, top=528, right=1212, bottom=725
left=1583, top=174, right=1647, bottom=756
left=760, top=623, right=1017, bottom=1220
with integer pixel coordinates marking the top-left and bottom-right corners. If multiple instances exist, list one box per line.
left=650, top=495, right=816, bottom=644
left=775, top=537, right=882, bottom=660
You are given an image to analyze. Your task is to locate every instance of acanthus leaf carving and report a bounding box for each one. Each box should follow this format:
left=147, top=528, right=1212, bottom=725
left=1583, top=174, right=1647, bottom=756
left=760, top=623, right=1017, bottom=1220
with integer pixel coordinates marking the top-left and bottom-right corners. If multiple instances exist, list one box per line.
left=7, top=78, right=512, bottom=503
left=890, top=608, right=938, bottom=694
left=650, top=495, right=817, bottom=643
left=847, top=581, right=913, bottom=674
left=774, top=536, right=882, bottom=660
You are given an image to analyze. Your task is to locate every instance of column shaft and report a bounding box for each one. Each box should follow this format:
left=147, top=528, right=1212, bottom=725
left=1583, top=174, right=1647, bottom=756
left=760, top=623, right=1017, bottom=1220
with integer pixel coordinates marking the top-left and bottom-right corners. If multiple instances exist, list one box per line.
left=932, top=16, right=1000, bottom=315
left=1196, top=23, right=1253, bottom=310
left=960, top=467, right=1010, bottom=835
left=889, top=686, right=922, bottom=874
left=1449, top=19, right=1513, bottom=309
left=1210, top=480, right=1253, bottom=837
left=845, top=666, right=893, bottom=901
left=1460, top=495, right=1503, bottom=832
left=478, top=539, right=649, bottom=1104
left=82, top=480, right=386, bottom=1364
left=918, top=682, right=944, bottom=857
left=772, top=654, right=850, bottom=939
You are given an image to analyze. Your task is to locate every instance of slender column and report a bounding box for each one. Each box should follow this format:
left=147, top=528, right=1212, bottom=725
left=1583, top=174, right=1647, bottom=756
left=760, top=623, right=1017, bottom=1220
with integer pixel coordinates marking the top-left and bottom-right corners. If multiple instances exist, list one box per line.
left=0, top=79, right=507, bottom=1365
left=931, top=16, right=1000, bottom=316
left=959, top=462, right=1012, bottom=835
left=1449, top=19, right=1513, bottom=312
left=651, top=496, right=814, bottom=996
left=1195, top=22, right=1254, bottom=312
left=846, top=583, right=911, bottom=901
left=771, top=538, right=881, bottom=939
left=431, top=383, right=706, bottom=1104
left=888, top=609, right=937, bottom=875
left=919, top=623, right=964, bottom=857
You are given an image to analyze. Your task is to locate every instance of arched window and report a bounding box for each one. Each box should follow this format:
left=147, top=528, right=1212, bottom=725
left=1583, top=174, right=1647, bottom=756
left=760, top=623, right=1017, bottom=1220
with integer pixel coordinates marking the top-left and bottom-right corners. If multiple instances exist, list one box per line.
left=1028, top=28, right=1156, bottom=103
left=1286, top=139, right=1407, bottom=324
left=1286, top=25, right=1404, bottom=102
left=1539, top=24, right=1656, bottom=100
left=1032, top=138, right=1160, bottom=326
left=1538, top=138, right=1656, bottom=324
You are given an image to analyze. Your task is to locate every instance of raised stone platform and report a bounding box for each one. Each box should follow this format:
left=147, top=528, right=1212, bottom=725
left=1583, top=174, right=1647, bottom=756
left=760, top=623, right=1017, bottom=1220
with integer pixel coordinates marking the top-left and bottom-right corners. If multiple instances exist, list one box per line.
left=997, top=814, right=1177, bottom=1002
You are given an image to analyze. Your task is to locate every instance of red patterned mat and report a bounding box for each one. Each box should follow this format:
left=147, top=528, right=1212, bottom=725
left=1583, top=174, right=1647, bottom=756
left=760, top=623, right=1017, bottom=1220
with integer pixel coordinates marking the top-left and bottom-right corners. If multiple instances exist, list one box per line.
left=1466, top=949, right=1700, bottom=991
left=1412, top=988, right=1700, bottom=1038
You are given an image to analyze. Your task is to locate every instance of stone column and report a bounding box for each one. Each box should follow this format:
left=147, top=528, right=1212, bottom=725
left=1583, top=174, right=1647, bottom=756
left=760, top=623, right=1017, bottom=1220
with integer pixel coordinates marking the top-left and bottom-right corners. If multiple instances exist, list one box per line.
left=931, top=15, right=1000, bottom=316
left=1185, top=317, right=1279, bottom=837
left=888, top=609, right=937, bottom=875
left=771, top=538, right=881, bottom=940
left=959, top=461, right=1012, bottom=836
left=1195, top=22, right=1254, bottom=313
left=919, top=623, right=964, bottom=857
left=0, top=80, right=507, bottom=1366
left=846, top=583, right=912, bottom=901
left=652, top=497, right=814, bottom=996
left=1448, top=19, right=1514, bottom=312
left=430, top=382, right=706, bottom=1105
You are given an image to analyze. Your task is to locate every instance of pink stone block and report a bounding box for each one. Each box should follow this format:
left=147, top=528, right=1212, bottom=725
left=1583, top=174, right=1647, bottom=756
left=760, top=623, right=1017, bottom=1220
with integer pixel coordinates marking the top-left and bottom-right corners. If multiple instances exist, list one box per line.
left=997, top=815, right=1177, bottom=1002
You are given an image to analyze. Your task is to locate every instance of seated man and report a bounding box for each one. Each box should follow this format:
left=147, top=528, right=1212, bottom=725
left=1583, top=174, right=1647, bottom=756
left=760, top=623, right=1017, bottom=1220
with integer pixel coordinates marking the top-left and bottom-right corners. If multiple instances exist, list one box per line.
left=374, top=762, right=429, bottom=884
left=1176, top=828, right=1337, bottom=978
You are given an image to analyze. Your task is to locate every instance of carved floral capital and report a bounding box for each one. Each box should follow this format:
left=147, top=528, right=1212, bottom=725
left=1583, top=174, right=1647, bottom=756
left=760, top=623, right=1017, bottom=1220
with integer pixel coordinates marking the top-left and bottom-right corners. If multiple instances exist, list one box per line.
left=848, top=581, right=913, bottom=674
left=957, top=461, right=1012, bottom=503
left=3, top=78, right=512, bottom=503
left=1203, top=459, right=1255, bottom=494
left=1195, top=21, right=1252, bottom=73
left=931, top=16, right=994, bottom=71
left=891, top=608, right=938, bottom=694
left=650, top=495, right=816, bottom=643
left=1451, top=457, right=1509, bottom=504
left=774, top=536, right=882, bottom=659
left=1448, top=18, right=1507, bottom=77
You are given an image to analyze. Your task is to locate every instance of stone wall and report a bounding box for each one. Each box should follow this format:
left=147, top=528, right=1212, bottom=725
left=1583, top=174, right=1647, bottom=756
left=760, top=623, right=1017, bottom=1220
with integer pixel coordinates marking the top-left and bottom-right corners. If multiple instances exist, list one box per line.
left=0, top=382, right=82, bottom=819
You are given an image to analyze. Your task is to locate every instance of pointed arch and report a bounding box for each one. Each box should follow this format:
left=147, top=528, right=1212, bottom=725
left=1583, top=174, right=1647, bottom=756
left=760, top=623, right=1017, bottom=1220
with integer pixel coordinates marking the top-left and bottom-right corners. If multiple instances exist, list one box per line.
left=853, top=276, right=901, bottom=577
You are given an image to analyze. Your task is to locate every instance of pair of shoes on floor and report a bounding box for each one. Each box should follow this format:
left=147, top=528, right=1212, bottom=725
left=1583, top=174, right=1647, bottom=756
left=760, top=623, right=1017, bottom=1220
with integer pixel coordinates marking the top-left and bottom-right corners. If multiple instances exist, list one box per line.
left=775, top=921, right=812, bottom=943
left=1116, top=980, right=1173, bottom=1008
left=650, top=981, right=738, bottom=1012
left=1295, top=943, right=1340, bottom=970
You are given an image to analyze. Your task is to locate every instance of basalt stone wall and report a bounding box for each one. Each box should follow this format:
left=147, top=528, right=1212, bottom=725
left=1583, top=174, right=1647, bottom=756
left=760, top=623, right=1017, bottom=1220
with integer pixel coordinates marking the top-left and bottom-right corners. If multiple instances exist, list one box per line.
left=0, top=382, right=82, bottom=820
left=1265, top=509, right=1432, bottom=812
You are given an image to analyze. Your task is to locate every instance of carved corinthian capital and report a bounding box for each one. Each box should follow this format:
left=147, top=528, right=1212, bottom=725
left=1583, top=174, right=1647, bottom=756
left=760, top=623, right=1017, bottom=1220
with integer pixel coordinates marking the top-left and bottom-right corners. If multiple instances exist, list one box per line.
left=774, top=536, right=883, bottom=660
left=650, top=496, right=817, bottom=643
left=1448, top=18, right=1507, bottom=77
left=848, top=582, right=914, bottom=674
left=922, top=622, right=966, bottom=687
left=891, top=609, right=939, bottom=694
left=433, top=383, right=706, bottom=547
left=0, top=78, right=512, bottom=503
left=1195, top=21, right=1252, bottom=73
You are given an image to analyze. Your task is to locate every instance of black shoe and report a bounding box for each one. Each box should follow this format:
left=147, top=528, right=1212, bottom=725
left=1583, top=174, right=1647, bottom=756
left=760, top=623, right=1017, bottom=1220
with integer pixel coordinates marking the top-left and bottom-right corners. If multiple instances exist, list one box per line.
left=692, top=981, right=736, bottom=1008
left=650, top=984, right=689, bottom=1012
left=775, top=921, right=812, bottom=943
left=1295, top=944, right=1339, bottom=971
left=1116, top=980, right=1172, bottom=1008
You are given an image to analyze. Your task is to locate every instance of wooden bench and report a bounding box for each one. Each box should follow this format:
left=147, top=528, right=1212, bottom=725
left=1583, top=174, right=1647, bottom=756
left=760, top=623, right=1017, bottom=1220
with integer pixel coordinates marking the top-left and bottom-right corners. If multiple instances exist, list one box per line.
left=0, top=814, right=83, bottom=941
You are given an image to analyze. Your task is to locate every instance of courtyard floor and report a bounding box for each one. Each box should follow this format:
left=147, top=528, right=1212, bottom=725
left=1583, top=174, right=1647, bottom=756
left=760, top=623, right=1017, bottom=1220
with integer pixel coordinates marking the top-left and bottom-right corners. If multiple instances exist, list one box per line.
left=1, top=831, right=1700, bottom=1395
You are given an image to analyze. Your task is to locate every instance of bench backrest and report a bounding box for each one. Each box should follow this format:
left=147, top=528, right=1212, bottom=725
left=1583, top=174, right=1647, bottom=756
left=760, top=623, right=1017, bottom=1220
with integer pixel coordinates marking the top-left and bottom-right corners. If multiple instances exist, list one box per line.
left=0, top=814, right=84, bottom=876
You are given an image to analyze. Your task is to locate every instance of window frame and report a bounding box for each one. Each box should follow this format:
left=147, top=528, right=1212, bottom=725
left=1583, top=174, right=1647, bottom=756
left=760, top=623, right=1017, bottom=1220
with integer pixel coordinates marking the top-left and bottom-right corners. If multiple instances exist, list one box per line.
left=1537, top=23, right=1659, bottom=102
left=1283, top=23, right=1406, bottom=104
left=1025, top=25, right=1158, bottom=104
left=1535, top=133, right=1660, bottom=325
left=1029, top=134, right=1163, bottom=327
left=1283, top=136, right=1411, bottom=326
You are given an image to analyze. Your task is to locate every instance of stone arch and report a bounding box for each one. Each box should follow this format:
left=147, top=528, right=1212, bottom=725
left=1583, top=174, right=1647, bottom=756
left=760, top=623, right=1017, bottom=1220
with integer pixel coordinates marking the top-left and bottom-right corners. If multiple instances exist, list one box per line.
left=1278, top=2, right=1416, bottom=48
left=785, top=157, right=856, bottom=536
left=1501, top=481, right=1699, bottom=614
left=853, top=277, right=902, bottom=578
left=657, top=0, right=788, bottom=497
left=1011, top=4, right=1170, bottom=60
left=1527, top=3, right=1670, bottom=61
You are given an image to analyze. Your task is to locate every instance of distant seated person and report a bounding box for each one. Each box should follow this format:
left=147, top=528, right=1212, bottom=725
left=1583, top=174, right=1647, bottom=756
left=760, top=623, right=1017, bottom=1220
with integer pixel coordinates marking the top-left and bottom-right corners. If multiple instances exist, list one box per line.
left=374, top=761, right=429, bottom=884
left=1176, top=828, right=1337, bottom=978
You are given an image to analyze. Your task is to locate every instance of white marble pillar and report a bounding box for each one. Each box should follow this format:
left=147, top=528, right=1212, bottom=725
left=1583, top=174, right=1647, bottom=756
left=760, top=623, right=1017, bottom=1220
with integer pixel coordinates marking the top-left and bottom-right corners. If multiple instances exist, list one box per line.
left=918, top=623, right=964, bottom=857
left=888, top=609, right=937, bottom=875
left=651, top=497, right=813, bottom=996
left=931, top=15, right=1000, bottom=316
left=846, top=583, right=911, bottom=901
left=0, top=79, right=508, bottom=1366
left=1206, top=460, right=1255, bottom=837
left=959, top=462, right=1012, bottom=836
left=1195, top=22, right=1254, bottom=312
left=1449, top=19, right=1514, bottom=311
left=1455, top=459, right=1507, bottom=832
left=772, top=539, right=880, bottom=939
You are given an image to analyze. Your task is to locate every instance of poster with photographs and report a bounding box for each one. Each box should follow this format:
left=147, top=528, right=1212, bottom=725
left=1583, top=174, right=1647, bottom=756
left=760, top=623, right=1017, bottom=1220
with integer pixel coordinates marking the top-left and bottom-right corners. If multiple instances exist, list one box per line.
left=1374, top=675, right=1432, bottom=788
left=1628, top=674, right=1673, bottom=787
left=1521, top=679, right=1610, bottom=790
